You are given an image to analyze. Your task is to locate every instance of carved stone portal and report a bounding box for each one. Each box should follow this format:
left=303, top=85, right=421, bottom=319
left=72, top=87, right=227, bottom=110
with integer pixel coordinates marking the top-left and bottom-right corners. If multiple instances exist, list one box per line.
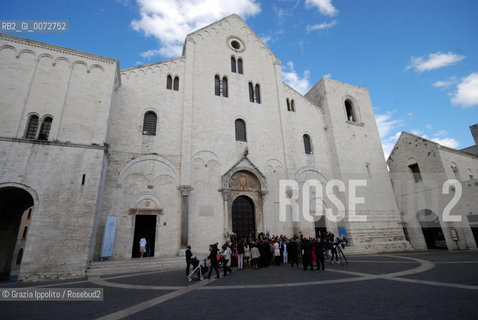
left=228, top=170, right=264, bottom=236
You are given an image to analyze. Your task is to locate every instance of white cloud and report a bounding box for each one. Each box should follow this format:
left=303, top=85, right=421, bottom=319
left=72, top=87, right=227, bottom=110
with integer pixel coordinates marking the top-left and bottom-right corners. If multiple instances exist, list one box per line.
left=406, top=52, right=465, bottom=72
left=376, top=112, right=402, bottom=139
left=434, top=129, right=448, bottom=137
left=411, top=129, right=424, bottom=136
left=415, top=132, right=460, bottom=149
left=260, top=35, right=271, bottom=45
left=429, top=137, right=460, bottom=149
left=451, top=72, right=478, bottom=108
left=305, top=0, right=338, bottom=16
left=425, top=124, right=432, bottom=129
left=282, top=61, right=311, bottom=95
left=306, top=20, right=337, bottom=32
left=131, top=0, right=261, bottom=58
left=375, top=111, right=403, bottom=159
left=323, top=73, right=331, bottom=78
left=432, top=76, right=457, bottom=88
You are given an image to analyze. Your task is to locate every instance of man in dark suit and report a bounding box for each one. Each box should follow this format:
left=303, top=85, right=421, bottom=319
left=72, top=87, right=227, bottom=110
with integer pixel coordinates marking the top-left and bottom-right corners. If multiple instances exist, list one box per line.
left=288, top=238, right=299, bottom=267
left=207, top=244, right=220, bottom=279
left=315, top=237, right=325, bottom=270
left=185, top=245, right=193, bottom=275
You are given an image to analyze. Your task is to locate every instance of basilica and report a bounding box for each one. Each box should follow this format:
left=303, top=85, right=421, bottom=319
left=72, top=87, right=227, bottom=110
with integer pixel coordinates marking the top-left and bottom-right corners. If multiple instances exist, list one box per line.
left=1, top=14, right=423, bottom=281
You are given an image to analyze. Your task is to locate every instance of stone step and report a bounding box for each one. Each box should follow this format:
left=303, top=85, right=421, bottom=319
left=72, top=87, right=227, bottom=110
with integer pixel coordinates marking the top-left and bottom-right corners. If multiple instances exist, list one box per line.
left=87, top=256, right=187, bottom=277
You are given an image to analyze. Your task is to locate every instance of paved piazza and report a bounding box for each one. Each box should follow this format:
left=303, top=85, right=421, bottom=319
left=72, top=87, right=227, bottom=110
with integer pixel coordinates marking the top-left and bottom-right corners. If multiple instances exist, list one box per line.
left=2, top=251, right=478, bottom=319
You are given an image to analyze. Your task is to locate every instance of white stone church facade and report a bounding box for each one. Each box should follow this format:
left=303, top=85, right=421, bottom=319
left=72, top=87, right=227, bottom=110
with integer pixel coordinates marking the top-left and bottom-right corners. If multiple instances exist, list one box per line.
left=0, top=15, right=411, bottom=282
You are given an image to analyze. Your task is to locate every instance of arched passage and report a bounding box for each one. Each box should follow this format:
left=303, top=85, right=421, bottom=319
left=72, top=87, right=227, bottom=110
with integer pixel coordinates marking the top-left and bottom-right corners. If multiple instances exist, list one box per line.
left=0, top=187, right=34, bottom=281
left=232, top=195, right=256, bottom=238
left=418, top=209, right=447, bottom=249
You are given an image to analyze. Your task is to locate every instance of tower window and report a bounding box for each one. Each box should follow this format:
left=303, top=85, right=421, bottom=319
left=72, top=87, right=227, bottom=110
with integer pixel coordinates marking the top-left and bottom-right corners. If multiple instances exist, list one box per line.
left=25, top=114, right=39, bottom=139
left=238, top=58, right=243, bottom=74
left=222, top=77, right=228, bottom=97
left=249, top=82, right=254, bottom=102
left=215, top=75, right=221, bottom=96
left=38, top=117, right=52, bottom=140
left=142, top=111, right=157, bottom=136
left=303, top=134, right=312, bottom=154
left=231, top=56, right=236, bottom=73
left=173, top=76, right=179, bottom=91
left=166, top=75, right=172, bottom=90
left=287, top=98, right=291, bottom=111
left=291, top=99, right=295, bottom=112
left=255, top=84, right=261, bottom=104
left=235, top=119, right=247, bottom=142
left=345, top=100, right=357, bottom=122
left=408, top=163, right=422, bottom=182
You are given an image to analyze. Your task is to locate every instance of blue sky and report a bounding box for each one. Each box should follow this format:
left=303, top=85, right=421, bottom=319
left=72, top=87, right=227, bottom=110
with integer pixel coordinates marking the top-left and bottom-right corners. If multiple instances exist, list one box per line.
left=2, top=0, right=477, bottom=158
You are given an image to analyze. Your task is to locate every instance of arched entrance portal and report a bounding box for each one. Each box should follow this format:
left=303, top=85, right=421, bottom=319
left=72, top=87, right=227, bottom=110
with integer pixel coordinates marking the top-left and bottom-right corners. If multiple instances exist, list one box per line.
left=418, top=209, right=447, bottom=249
left=232, top=196, right=256, bottom=238
left=0, top=187, right=34, bottom=281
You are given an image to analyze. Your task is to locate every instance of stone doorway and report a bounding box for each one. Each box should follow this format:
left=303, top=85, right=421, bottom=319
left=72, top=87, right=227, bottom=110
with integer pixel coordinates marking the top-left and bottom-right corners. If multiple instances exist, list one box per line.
left=232, top=196, right=256, bottom=238
left=418, top=209, right=447, bottom=249
left=0, top=186, right=34, bottom=281
left=131, top=215, right=156, bottom=258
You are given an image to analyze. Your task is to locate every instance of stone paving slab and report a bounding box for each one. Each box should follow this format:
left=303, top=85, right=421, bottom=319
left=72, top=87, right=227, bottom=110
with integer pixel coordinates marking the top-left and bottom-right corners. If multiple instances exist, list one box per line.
left=1, top=251, right=478, bottom=319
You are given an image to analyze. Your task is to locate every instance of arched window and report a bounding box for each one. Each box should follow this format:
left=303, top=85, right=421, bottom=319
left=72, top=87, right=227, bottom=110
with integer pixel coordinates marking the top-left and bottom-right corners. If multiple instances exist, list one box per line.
left=173, top=76, right=179, bottom=91
left=303, top=134, right=312, bottom=154
left=286, top=98, right=291, bottom=111
left=255, top=84, right=261, bottom=104
left=142, top=111, right=157, bottom=136
left=238, top=58, right=243, bottom=74
left=345, top=100, right=356, bottom=122
left=222, top=77, right=228, bottom=97
left=215, top=75, right=221, bottom=96
left=231, top=56, right=236, bottom=73
left=22, top=226, right=28, bottom=239
left=25, top=114, right=39, bottom=139
left=248, top=82, right=254, bottom=102
left=291, top=99, right=295, bottom=112
left=235, top=119, right=247, bottom=142
left=166, top=75, right=172, bottom=89
left=38, top=117, right=52, bottom=140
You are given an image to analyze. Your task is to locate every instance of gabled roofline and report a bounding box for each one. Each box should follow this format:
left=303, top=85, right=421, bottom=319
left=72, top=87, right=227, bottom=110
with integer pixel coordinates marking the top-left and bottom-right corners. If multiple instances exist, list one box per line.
left=121, top=56, right=185, bottom=72
left=388, top=131, right=478, bottom=161
left=184, top=14, right=280, bottom=64
left=0, top=33, right=119, bottom=65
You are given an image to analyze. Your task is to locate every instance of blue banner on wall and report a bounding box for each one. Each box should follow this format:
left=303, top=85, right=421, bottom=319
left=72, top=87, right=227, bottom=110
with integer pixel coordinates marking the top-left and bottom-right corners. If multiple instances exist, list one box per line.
left=338, top=226, right=347, bottom=240
left=100, top=216, right=117, bottom=259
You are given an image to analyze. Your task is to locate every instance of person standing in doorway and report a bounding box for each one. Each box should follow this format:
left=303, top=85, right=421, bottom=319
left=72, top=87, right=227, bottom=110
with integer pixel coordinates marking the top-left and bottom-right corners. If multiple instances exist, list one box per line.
left=139, top=237, right=147, bottom=258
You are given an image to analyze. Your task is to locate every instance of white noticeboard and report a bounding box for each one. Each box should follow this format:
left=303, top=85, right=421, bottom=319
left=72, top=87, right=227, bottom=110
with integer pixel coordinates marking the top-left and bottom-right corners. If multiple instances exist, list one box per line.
left=100, top=216, right=117, bottom=260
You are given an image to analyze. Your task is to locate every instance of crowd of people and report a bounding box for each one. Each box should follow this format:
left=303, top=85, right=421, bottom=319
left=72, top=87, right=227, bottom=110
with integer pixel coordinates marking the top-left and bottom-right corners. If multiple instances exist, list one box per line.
left=186, top=231, right=348, bottom=279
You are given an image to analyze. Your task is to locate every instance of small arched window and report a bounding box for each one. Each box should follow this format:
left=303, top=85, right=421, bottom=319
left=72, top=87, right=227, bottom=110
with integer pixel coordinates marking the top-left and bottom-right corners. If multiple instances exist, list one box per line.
left=345, top=100, right=356, bottom=122
left=22, top=226, right=28, bottom=239
left=248, top=82, right=254, bottom=102
left=303, top=134, right=312, bottom=154
left=25, top=114, right=39, bottom=139
left=166, top=75, right=172, bottom=90
left=291, top=100, right=295, bottom=112
left=215, top=75, right=221, bottom=96
left=238, top=58, right=243, bottom=74
left=142, top=111, right=157, bottom=136
left=231, top=56, right=236, bottom=73
left=173, top=76, right=179, bottom=91
left=38, top=117, right=52, bottom=140
left=235, top=119, right=247, bottom=142
left=286, top=98, right=291, bottom=111
left=255, top=84, right=261, bottom=104
left=222, top=77, right=228, bottom=97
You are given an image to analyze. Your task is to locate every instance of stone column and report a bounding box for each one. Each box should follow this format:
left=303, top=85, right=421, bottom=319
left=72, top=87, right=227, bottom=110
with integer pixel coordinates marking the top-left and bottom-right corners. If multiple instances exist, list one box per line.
left=180, top=185, right=192, bottom=248
left=221, top=188, right=231, bottom=238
